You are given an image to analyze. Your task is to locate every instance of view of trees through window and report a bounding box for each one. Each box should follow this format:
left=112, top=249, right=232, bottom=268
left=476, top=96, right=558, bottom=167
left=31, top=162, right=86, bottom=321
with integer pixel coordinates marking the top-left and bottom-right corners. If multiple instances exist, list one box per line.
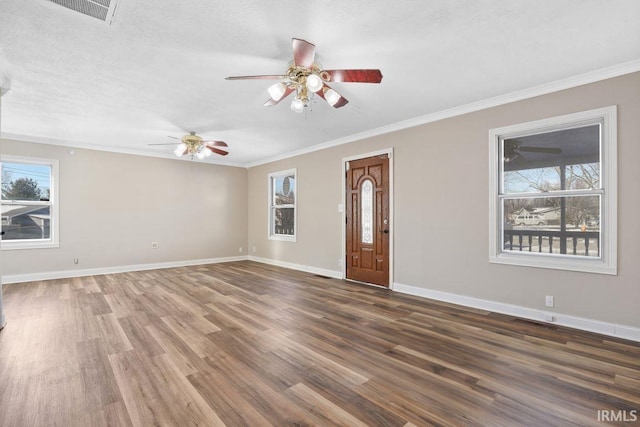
left=501, top=124, right=601, bottom=257
left=2, top=162, right=51, bottom=200
left=504, top=163, right=600, bottom=230
left=1, top=161, right=52, bottom=241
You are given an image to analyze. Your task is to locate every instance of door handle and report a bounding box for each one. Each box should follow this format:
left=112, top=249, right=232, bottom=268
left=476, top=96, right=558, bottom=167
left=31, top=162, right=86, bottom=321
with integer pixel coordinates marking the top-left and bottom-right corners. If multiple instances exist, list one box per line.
left=383, top=229, right=389, bottom=234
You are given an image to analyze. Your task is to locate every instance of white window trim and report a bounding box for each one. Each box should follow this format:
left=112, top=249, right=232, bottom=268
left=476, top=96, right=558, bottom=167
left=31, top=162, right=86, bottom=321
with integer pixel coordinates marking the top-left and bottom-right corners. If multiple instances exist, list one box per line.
left=268, top=168, right=297, bottom=242
left=488, top=106, right=617, bottom=275
left=1, top=155, right=60, bottom=250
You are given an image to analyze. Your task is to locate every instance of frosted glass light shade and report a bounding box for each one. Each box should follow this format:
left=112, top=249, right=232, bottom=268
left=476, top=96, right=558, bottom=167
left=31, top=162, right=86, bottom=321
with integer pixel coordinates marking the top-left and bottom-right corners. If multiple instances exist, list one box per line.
left=306, top=74, right=323, bottom=92
left=268, top=82, right=287, bottom=101
left=324, top=88, right=341, bottom=106
left=174, top=143, right=187, bottom=157
left=290, top=98, right=305, bottom=113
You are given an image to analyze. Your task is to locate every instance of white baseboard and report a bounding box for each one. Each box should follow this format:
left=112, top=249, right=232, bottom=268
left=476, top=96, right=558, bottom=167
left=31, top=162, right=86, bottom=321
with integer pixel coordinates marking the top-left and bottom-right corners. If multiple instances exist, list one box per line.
left=1, top=256, right=249, bottom=284
left=248, top=255, right=342, bottom=279
left=394, top=282, right=640, bottom=343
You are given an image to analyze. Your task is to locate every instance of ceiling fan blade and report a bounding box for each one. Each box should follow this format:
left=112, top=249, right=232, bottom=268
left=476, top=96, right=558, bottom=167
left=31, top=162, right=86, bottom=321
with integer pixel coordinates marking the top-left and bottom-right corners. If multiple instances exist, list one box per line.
left=317, top=84, right=349, bottom=108
left=292, top=38, right=316, bottom=68
left=264, top=86, right=295, bottom=106
left=203, top=141, right=228, bottom=147
left=323, top=69, right=383, bottom=83
left=148, top=143, right=178, bottom=146
left=225, top=75, right=286, bottom=80
left=167, top=136, right=180, bottom=140
left=517, top=146, right=562, bottom=154
left=207, top=147, right=229, bottom=156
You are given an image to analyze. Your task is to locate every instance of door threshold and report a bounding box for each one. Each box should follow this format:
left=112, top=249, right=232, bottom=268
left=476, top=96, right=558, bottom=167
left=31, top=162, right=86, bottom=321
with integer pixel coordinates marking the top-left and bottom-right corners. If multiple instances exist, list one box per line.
left=345, top=278, right=390, bottom=289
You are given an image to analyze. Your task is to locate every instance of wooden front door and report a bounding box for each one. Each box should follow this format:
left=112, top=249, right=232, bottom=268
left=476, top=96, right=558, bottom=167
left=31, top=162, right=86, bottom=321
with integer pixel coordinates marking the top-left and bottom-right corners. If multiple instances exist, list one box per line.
left=346, top=154, right=390, bottom=287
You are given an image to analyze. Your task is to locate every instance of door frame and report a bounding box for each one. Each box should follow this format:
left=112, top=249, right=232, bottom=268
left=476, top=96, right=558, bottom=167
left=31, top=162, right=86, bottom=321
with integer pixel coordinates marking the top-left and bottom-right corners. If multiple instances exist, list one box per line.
left=341, top=148, right=394, bottom=289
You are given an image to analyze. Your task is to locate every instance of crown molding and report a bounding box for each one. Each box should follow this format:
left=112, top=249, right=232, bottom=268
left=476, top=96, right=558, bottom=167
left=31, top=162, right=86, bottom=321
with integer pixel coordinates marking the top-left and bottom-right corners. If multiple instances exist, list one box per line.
left=245, top=59, right=640, bottom=168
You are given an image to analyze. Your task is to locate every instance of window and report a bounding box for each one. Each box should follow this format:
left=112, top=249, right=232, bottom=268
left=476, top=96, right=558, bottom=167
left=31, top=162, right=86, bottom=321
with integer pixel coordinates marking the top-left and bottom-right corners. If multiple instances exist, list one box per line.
left=268, top=168, right=296, bottom=241
left=489, top=106, right=616, bottom=274
left=1, top=156, right=59, bottom=249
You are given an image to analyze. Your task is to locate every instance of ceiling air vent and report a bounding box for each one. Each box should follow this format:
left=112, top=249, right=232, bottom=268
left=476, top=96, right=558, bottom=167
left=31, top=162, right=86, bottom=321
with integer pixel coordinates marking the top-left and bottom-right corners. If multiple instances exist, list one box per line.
left=47, top=0, right=121, bottom=24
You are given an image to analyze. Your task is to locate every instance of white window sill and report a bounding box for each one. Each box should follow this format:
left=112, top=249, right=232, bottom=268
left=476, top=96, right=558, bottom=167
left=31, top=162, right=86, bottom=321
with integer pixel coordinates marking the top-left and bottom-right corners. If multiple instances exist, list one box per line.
left=268, top=235, right=297, bottom=242
left=1, top=241, right=60, bottom=250
left=490, top=252, right=616, bottom=275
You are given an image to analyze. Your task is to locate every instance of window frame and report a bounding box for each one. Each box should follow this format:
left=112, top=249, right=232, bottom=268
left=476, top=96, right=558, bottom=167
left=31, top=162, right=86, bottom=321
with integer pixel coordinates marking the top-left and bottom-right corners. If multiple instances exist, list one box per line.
left=488, top=106, right=617, bottom=275
left=1, top=155, right=60, bottom=250
left=268, top=168, right=297, bottom=242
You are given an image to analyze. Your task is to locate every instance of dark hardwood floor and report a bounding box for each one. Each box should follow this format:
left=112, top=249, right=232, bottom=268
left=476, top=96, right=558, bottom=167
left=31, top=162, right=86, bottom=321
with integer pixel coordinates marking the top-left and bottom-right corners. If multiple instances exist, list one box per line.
left=0, top=261, right=638, bottom=426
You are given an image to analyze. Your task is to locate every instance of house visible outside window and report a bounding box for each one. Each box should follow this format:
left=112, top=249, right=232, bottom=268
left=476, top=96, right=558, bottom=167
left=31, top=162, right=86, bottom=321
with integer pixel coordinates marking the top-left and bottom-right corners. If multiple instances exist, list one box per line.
left=489, top=106, right=616, bottom=274
left=1, top=156, right=59, bottom=249
left=268, top=168, right=296, bottom=242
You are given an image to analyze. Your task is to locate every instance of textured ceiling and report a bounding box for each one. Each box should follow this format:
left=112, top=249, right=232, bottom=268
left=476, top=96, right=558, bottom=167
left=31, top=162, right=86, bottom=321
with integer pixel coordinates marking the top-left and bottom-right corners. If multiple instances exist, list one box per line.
left=1, top=0, right=639, bottom=167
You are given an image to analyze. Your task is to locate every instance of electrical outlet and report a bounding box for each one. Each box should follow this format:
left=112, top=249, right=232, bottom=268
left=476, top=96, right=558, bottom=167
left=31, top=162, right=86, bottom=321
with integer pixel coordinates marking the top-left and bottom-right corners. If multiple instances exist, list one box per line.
left=239, top=247, right=243, bottom=253
left=545, top=295, right=554, bottom=308
left=252, top=246, right=256, bottom=253
left=151, top=242, right=159, bottom=249
left=74, top=258, right=79, bottom=264
left=338, top=259, right=344, bottom=267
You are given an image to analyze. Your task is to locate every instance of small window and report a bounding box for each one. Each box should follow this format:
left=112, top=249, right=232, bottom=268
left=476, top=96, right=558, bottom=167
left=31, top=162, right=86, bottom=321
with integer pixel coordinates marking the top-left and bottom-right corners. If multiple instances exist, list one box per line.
left=489, top=106, right=616, bottom=274
left=268, top=169, right=296, bottom=242
left=1, top=156, right=59, bottom=250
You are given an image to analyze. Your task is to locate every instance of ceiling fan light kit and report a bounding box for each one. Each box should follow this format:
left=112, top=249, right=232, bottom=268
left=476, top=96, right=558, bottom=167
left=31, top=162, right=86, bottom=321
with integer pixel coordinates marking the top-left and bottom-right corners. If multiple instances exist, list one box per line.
left=177, top=142, right=213, bottom=160
left=226, top=38, right=383, bottom=114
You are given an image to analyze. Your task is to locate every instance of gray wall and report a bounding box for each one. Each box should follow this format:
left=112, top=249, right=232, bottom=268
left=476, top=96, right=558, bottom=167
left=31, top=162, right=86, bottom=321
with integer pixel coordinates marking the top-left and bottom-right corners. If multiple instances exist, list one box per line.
left=248, top=72, right=640, bottom=328
left=1, top=140, right=248, bottom=276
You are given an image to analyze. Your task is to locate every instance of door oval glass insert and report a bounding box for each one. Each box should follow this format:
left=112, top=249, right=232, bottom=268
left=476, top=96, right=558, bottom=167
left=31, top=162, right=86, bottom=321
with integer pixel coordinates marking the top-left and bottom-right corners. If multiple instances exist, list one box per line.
left=361, top=179, right=373, bottom=244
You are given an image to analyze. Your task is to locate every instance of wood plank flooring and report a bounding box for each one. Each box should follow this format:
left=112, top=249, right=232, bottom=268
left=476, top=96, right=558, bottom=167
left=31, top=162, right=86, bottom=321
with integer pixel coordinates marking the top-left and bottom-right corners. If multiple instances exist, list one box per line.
left=0, top=261, right=638, bottom=426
